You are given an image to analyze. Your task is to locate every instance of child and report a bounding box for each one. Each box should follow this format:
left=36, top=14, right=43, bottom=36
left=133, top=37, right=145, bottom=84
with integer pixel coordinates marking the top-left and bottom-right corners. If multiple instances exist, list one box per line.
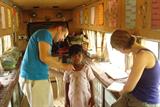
left=63, top=44, right=95, bottom=107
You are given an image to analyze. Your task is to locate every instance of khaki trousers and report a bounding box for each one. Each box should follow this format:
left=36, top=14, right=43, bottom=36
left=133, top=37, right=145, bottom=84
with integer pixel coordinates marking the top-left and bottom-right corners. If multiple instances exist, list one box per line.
left=19, top=76, right=54, bottom=107
left=111, top=93, right=160, bottom=107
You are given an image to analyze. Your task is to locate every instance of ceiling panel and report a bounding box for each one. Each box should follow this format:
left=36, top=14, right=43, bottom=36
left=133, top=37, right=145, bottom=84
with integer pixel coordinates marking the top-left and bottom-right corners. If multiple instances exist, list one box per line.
left=10, top=0, right=98, bottom=10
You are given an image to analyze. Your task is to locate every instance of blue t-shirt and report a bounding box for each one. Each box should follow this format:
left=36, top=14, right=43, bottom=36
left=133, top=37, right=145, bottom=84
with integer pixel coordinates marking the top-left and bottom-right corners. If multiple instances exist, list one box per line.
left=20, top=29, right=53, bottom=80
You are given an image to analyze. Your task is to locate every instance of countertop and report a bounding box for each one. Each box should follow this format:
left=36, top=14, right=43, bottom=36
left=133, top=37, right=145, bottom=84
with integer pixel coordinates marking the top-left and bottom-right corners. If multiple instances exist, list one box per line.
left=0, top=58, right=21, bottom=107
left=0, top=69, right=19, bottom=107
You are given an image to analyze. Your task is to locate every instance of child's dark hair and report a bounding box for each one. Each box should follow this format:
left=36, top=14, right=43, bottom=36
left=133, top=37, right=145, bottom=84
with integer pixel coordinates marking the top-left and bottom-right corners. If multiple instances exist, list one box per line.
left=69, top=44, right=83, bottom=57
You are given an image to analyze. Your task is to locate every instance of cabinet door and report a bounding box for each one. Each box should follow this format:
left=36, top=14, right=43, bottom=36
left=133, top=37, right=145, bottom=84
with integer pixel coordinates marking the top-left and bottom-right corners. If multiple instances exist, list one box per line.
left=93, top=78, right=117, bottom=107
left=137, top=0, right=160, bottom=40
left=141, top=0, right=160, bottom=30
left=93, top=79, right=103, bottom=107
left=137, top=0, right=150, bottom=30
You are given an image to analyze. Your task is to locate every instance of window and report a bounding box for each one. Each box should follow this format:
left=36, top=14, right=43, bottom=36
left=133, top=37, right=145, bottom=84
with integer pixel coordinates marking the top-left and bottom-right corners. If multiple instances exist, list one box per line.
left=105, top=33, right=125, bottom=70
left=3, top=35, right=11, bottom=51
left=96, top=32, right=103, bottom=58
left=141, top=39, right=159, bottom=58
left=87, top=30, right=96, bottom=55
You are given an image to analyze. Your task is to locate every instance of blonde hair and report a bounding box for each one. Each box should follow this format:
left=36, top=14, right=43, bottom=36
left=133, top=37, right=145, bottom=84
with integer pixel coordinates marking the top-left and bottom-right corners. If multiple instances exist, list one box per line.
left=110, top=29, right=135, bottom=49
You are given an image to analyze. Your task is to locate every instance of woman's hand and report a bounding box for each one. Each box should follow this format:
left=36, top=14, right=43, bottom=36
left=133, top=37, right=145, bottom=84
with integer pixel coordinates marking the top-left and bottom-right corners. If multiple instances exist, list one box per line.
left=62, top=63, right=75, bottom=71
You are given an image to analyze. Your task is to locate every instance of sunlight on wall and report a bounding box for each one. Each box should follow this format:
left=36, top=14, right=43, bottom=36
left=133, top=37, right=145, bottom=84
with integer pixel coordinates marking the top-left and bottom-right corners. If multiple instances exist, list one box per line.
left=141, top=39, right=159, bottom=58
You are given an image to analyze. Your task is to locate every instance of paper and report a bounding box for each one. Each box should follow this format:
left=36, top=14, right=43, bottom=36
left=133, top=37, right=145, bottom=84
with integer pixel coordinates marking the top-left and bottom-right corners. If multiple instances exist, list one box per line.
left=104, top=67, right=128, bottom=79
left=95, top=62, right=128, bottom=79
left=107, top=82, right=124, bottom=92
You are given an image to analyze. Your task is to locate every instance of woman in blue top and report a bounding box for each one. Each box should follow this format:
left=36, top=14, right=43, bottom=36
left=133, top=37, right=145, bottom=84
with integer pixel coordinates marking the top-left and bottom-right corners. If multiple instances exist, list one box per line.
left=110, top=29, right=160, bottom=107
left=19, top=25, right=73, bottom=107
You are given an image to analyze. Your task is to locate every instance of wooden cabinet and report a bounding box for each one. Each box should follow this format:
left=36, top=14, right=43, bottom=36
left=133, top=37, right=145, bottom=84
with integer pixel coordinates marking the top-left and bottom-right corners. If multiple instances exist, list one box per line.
left=115, top=0, right=160, bottom=40
left=93, top=78, right=117, bottom=107
left=104, top=89, right=117, bottom=106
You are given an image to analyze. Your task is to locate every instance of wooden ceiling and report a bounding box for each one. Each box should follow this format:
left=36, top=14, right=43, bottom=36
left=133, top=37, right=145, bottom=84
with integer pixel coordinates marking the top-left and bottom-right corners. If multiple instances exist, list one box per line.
left=10, top=0, right=98, bottom=10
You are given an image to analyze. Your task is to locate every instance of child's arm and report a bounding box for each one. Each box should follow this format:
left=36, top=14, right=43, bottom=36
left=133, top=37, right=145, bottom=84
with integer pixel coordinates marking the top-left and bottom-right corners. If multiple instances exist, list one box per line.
left=64, top=82, right=70, bottom=107
left=88, top=80, right=95, bottom=107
